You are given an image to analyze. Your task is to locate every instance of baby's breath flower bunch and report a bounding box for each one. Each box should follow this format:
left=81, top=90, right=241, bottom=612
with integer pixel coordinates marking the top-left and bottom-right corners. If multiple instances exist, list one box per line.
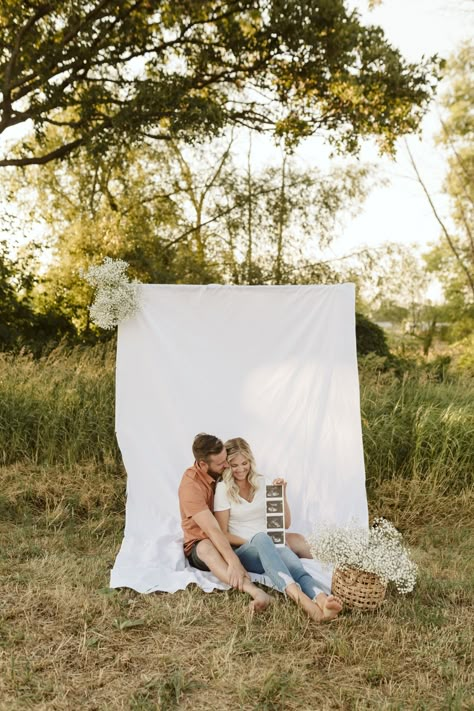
left=81, top=257, right=142, bottom=329
left=308, top=518, right=417, bottom=594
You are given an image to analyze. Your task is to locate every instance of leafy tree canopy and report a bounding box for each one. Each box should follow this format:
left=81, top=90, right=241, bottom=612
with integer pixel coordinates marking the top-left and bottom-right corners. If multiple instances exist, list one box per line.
left=423, top=41, right=474, bottom=332
left=7, top=133, right=371, bottom=331
left=0, top=0, right=439, bottom=166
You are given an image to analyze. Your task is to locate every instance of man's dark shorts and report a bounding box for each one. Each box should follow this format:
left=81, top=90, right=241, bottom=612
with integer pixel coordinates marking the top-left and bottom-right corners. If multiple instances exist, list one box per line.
left=186, top=540, right=241, bottom=572
left=186, top=541, right=210, bottom=571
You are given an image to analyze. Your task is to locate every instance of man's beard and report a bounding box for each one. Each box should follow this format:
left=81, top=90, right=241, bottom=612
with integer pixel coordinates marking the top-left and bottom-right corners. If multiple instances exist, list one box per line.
left=207, top=468, right=222, bottom=481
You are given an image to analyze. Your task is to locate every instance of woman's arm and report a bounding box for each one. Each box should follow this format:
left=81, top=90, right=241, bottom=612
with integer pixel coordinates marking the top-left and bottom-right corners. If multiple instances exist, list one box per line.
left=214, top=509, right=248, bottom=546
left=272, top=477, right=291, bottom=528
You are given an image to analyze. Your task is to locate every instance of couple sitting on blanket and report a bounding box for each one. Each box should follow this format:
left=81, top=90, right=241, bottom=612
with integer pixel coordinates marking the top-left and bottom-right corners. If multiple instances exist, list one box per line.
left=178, top=433, right=343, bottom=623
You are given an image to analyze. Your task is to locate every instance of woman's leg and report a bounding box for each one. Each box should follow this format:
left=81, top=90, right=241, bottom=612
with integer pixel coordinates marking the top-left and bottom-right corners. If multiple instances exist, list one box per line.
left=233, top=538, right=283, bottom=589
left=236, top=533, right=337, bottom=622
left=195, top=539, right=271, bottom=612
left=277, top=546, right=324, bottom=599
left=277, top=546, right=342, bottom=620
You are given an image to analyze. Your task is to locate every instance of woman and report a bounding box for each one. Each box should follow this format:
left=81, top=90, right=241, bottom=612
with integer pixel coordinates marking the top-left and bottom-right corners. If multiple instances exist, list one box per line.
left=214, top=437, right=342, bottom=622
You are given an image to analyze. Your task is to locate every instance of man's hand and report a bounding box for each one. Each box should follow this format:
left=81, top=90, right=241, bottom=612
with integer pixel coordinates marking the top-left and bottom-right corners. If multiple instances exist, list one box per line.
left=227, top=559, right=249, bottom=591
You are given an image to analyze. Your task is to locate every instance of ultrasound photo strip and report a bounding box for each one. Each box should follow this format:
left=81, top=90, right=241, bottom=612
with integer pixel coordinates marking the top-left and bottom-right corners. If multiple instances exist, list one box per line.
left=268, top=530, right=285, bottom=545
left=266, top=500, right=283, bottom=514
left=265, top=484, right=285, bottom=547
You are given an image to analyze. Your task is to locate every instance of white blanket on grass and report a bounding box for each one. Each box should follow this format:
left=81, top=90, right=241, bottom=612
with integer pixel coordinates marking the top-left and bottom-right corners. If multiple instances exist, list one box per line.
left=109, top=284, right=368, bottom=593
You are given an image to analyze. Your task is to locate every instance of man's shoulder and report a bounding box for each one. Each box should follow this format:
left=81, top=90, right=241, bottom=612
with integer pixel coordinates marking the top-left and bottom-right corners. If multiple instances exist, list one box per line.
left=178, top=466, right=202, bottom=491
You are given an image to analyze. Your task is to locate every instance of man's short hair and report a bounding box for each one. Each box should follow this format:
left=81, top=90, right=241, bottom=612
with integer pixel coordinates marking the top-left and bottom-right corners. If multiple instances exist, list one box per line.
left=192, top=433, right=224, bottom=463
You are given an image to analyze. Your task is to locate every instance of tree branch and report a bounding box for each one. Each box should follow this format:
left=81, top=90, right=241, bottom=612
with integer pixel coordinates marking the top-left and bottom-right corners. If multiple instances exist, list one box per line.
left=0, top=138, right=83, bottom=166
left=1, top=3, right=53, bottom=126
left=405, top=138, right=474, bottom=297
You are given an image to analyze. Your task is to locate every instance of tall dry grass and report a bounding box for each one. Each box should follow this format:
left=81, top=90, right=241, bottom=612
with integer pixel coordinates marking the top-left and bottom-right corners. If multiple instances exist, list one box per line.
left=1, top=345, right=473, bottom=709
left=1, top=467, right=472, bottom=711
left=1, top=344, right=473, bottom=492
left=0, top=342, right=119, bottom=468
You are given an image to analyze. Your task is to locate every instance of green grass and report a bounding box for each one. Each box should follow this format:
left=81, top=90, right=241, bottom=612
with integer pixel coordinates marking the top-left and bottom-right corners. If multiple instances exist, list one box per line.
left=0, top=343, right=118, bottom=468
left=358, top=358, right=474, bottom=491
left=0, top=345, right=473, bottom=494
left=0, top=344, right=473, bottom=708
left=1, top=468, right=473, bottom=710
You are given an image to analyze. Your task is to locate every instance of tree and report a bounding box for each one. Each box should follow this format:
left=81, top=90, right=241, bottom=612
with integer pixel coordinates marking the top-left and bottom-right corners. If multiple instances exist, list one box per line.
left=420, top=42, right=474, bottom=338
left=4, top=132, right=374, bottom=335
left=11, top=137, right=191, bottom=332
left=0, top=239, right=74, bottom=350
left=355, top=312, right=390, bottom=357
left=214, top=152, right=373, bottom=284
left=0, top=0, right=439, bottom=167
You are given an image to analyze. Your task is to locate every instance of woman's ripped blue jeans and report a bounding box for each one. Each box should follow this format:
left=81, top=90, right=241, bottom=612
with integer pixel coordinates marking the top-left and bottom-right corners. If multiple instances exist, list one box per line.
left=234, top=532, right=323, bottom=599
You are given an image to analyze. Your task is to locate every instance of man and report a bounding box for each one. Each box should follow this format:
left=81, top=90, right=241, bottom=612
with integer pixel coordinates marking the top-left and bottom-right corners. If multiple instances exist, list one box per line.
left=178, top=432, right=271, bottom=611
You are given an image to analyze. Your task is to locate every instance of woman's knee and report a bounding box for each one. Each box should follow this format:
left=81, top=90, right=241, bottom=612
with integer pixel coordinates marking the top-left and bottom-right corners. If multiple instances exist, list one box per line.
left=250, top=532, right=273, bottom=548
left=286, top=532, right=313, bottom=559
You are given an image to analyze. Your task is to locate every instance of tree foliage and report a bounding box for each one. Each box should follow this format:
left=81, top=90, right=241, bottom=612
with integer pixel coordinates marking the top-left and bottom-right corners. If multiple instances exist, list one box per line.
left=355, top=312, right=390, bottom=357
left=0, top=0, right=439, bottom=166
left=0, top=239, right=74, bottom=351
left=5, top=133, right=373, bottom=333
left=424, top=41, right=474, bottom=338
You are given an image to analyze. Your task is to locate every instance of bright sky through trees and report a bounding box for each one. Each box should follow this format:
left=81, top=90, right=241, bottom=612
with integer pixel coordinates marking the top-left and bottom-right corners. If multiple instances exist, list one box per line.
left=1, top=0, right=471, bottom=304
left=309, top=0, right=472, bottom=299
left=231, top=1, right=471, bottom=302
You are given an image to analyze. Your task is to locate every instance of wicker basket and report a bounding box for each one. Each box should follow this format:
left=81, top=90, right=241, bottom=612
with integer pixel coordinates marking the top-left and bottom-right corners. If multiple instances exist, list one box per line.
left=332, top=567, right=387, bottom=610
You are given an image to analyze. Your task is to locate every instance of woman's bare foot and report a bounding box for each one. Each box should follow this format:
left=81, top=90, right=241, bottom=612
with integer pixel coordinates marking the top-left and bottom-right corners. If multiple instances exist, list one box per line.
left=285, top=584, right=326, bottom=622
left=249, top=589, right=272, bottom=613
left=315, top=593, right=343, bottom=621
left=300, top=595, right=325, bottom=622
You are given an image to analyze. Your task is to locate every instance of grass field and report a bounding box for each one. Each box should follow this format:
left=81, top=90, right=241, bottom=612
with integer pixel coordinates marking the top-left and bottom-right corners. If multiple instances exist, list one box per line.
left=1, top=465, right=473, bottom=711
left=1, top=346, right=473, bottom=709
left=1, top=344, right=474, bottom=492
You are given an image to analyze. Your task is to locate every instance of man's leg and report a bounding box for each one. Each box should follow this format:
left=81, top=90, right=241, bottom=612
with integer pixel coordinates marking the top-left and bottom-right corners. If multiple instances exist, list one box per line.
left=195, top=539, right=271, bottom=612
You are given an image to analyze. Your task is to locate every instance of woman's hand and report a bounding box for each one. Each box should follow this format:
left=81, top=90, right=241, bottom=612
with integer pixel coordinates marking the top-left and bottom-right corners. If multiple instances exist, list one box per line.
left=272, top=478, right=291, bottom=528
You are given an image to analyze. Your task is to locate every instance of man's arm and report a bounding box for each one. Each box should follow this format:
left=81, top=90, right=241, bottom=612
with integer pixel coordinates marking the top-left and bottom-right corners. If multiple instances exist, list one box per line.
left=192, top=509, right=250, bottom=589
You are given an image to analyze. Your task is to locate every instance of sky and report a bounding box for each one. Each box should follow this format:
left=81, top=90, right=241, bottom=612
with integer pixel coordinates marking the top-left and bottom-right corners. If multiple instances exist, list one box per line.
left=295, top=0, right=473, bottom=300
left=339, top=0, right=472, bottom=249
left=2, top=0, right=472, bottom=300
left=236, top=0, right=472, bottom=301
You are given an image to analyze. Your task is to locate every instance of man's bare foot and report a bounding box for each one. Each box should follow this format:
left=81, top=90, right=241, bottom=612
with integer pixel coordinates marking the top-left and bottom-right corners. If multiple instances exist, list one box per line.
left=249, top=589, right=272, bottom=613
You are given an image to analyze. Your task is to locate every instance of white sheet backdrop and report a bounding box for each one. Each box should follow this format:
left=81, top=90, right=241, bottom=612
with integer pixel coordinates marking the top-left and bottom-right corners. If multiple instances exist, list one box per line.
left=110, top=284, right=368, bottom=593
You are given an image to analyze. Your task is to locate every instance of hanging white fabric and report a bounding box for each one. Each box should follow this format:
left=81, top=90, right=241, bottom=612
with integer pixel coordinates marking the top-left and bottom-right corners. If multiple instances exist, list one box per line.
left=110, top=284, right=368, bottom=593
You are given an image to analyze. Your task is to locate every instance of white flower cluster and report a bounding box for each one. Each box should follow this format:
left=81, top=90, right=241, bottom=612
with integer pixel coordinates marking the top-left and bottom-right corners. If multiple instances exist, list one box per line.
left=308, top=517, right=418, bottom=594
left=80, top=257, right=141, bottom=330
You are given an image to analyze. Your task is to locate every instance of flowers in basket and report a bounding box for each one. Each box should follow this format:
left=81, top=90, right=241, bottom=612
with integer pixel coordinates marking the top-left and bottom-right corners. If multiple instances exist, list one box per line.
left=308, top=518, right=418, bottom=596
left=81, top=257, right=142, bottom=329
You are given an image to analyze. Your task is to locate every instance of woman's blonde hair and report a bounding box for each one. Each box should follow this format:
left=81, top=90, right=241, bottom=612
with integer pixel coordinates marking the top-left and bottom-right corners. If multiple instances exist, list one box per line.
left=223, top=437, right=262, bottom=503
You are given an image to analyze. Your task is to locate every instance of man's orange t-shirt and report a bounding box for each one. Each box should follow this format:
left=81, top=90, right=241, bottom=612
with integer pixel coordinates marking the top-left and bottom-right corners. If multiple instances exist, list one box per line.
left=178, top=463, right=217, bottom=556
